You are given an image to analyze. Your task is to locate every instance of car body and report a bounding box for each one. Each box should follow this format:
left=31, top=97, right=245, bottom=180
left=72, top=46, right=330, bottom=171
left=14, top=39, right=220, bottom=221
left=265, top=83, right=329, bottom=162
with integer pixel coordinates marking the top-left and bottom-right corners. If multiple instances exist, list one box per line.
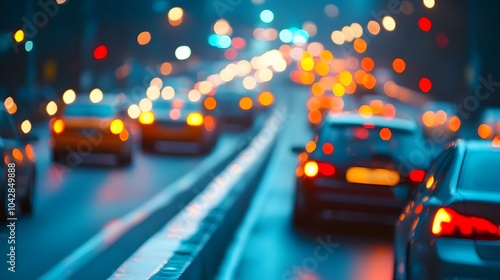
left=477, top=107, right=500, bottom=139
left=212, top=84, right=261, bottom=127
left=293, top=113, right=429, bottom=227
left=50, top=94, right=133, bottom=166
left=394, top=140, right=500, bottom=280
left=0, top=108, right=36, bottom=219
left=139, top=96, right=218, bottom=154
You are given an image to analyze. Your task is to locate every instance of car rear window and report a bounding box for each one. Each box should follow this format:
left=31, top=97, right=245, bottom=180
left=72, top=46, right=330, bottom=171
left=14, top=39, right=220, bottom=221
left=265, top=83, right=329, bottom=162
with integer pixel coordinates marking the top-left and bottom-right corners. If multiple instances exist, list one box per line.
left=153, top=100, right=200, bottom=111
left=64, top=104, right=116, bottom=118
left=313, top=123, right=420, bottom=162
left=459, top=150, right=500, bottom=192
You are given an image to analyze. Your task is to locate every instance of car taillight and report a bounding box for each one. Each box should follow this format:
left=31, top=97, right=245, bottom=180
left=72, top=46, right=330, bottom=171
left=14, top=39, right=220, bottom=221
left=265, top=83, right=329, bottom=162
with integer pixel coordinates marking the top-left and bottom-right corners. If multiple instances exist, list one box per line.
left=139, top=112, right=155, bottom=125
left=239, top=97, right=253, bottom=110
left=204, top=97, right=217, bottom=110
left=186, top=112, right=204, bottom=126
left=110, top=119, right=125, bottom=134
left=432, top=207, right=500, bottom=240
left=258, top=91, right=274, bottom=107
left=52, top=119, right=65, bottom=134
left=303, top=161, right=336, bottom=178
left=409, top=169, right=426, bottom=183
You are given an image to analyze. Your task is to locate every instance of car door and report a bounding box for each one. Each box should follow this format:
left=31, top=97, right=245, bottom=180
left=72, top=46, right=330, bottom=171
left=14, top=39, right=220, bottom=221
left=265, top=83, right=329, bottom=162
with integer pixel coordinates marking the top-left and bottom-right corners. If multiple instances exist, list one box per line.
left=394, top=147, right=453, bottom=271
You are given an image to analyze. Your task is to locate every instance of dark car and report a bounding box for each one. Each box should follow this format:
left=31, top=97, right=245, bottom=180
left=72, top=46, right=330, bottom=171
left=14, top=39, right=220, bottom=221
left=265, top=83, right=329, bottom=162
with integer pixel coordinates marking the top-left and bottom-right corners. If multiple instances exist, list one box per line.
left=394, top=140, right=500, bottom=280
left=212, top=85, right=260, bottom=127
left=292, top=113, right=429, bottom=227
left=139, top=96, right=218, bottom=154
left=1, top=109, right=36, bottom=219
left=50, top=94, right=133, bottom=166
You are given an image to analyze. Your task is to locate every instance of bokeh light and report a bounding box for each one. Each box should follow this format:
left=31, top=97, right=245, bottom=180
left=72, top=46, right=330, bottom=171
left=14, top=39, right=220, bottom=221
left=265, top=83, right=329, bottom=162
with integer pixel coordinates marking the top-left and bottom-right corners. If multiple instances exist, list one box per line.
left=382, top=16, right=396, bottom=31
left=260, top=10, right=274, bottom=23
left=14, top=30, right=24, bottom=42
left=367, top=21, right=380, bottom=35
left=62, top=89, right=76, bottom=104
left=392, top=58, right=406, bottom=73
left=361, top=57, right=374, bottom=72
left=419, top=77, right=432, bottom=93
left=137, top=31, right=151, bottom=45
left=46, top=101, right=58, bottom=116
left=418, top=17, right=432, bottom=32
left=175, top=46, right=191, bottom=60
left=89, top=88, right=103, bottom=103
left=21, top=120, right=32, bottom=134
left=423, top=0, right=435, bottom=9
left=168, top=7, right=184, bottom=26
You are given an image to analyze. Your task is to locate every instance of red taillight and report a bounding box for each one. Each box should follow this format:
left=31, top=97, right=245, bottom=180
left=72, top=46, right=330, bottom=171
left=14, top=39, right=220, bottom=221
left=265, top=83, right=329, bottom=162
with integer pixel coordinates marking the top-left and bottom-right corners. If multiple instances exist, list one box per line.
left=304, top=160, right=336, bottom=178
left=409, top=169, right=426, bottom=183
left=432, top=207, right=500, bottom=240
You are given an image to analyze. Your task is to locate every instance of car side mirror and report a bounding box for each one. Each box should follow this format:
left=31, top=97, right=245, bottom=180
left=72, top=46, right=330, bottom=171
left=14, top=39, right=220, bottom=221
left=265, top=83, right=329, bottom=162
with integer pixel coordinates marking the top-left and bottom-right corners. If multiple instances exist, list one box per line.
left=291, top=146, right=305, bottom=154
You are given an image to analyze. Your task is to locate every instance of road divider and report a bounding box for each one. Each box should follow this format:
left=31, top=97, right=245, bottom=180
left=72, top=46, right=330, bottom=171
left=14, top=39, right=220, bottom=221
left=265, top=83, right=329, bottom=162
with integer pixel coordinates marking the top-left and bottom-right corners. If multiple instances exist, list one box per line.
left=109, top=106, right=288, bottom=280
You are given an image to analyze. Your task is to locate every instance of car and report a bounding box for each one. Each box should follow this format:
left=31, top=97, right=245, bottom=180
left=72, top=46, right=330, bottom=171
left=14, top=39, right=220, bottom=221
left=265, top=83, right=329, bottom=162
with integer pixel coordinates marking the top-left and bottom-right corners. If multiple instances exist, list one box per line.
left=394, top=140, right=500, bottom=280
left=292, top=113, right=429, bottom=228
left=212, top=84, right=261, bottom=127
left=0, top=108, right=36, bottom=219
left=477, top=107, right=500, bottom=139
left=139, top=95, right=218, bottom=154
left=50, top=94, right=133, bottom=166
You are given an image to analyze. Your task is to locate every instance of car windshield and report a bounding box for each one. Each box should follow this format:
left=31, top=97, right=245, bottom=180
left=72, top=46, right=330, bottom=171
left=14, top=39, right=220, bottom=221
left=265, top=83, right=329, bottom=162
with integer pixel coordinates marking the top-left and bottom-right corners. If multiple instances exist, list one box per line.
left=64, top=104, right=116, bottom=118
left=459, top=150, right=500, bottom=192
left=313, top=123, right=421, bottom=162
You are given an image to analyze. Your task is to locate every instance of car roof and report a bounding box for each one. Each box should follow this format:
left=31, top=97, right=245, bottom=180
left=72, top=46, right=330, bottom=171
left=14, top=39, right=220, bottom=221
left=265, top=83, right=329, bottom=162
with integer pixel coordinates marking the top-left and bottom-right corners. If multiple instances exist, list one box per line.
left=324, top=112, right=419, bottom=132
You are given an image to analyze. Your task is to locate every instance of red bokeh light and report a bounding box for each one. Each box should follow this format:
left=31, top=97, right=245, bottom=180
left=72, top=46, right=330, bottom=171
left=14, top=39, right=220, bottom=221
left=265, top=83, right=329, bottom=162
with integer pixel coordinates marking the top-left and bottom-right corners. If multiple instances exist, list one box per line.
left=418, top=17, right=432, bottom=32
left=419, top=77, right=432, bottom=93
left=435, top=33, right=449, bottom=48
left=231, top=37, right=246, bottom=49
left=94, top=45, right=108, bottom=60
left=224, top=48, right=238, bottom=60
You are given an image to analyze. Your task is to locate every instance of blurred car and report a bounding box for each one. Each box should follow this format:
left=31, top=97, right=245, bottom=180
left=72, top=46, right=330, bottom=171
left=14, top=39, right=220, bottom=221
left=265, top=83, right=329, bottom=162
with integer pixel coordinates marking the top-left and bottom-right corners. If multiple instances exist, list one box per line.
left=212, top=84, right=262, bottom=127
left=394, top=140, right=500, bottom=280
left=292, top=113, right=429, bottom=228
left=50, top=94, right=133, bottom=166
left=139, top=96, right=218, bottom=154
left=477, top=107, right=500, bottom=139
left=1, top=108, right=36, bottom=219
